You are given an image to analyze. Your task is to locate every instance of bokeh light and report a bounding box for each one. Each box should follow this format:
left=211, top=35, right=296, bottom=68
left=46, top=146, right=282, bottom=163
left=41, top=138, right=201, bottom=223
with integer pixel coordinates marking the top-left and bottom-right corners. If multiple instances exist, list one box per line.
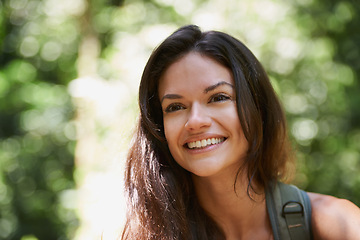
left=1, top=0, right=360, bottom=239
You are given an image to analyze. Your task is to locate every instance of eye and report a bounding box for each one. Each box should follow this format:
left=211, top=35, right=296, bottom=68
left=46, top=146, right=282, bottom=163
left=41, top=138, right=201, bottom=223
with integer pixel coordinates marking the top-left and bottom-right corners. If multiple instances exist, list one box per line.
left=164, top=103, right=185, bottom=113
left=209, top=93, right=231, bottom=103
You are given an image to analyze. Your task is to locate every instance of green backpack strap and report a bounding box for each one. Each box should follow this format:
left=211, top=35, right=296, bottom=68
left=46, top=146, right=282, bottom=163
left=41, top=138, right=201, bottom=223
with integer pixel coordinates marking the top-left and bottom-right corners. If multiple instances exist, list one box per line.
left=266, top=181, right=313, bottom=240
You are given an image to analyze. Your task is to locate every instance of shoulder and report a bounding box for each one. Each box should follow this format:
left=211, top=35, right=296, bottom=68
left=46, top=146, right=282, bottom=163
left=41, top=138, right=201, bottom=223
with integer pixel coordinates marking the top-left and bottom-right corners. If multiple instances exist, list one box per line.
left=307, top=192, right=360, bottom=240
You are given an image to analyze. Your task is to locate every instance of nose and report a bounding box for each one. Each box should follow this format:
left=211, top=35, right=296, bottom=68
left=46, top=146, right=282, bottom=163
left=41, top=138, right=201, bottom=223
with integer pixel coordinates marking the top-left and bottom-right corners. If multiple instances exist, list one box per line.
left=185, top=103, right=211, bottom=131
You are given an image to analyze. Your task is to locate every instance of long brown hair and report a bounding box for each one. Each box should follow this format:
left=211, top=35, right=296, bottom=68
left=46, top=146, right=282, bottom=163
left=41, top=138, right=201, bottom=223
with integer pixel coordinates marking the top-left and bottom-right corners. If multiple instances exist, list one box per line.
left=122, top=25, right=293, bottom=239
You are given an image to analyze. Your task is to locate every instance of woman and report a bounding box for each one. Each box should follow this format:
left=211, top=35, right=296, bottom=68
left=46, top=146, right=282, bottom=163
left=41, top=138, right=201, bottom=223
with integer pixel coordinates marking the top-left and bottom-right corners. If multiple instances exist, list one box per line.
left=122, top=25, right=360, bottom=239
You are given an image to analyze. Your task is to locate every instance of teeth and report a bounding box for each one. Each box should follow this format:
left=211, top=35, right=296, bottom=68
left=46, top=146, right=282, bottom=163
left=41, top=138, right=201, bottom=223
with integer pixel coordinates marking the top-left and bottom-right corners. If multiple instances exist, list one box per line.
left=187, top=137, right=225, bottom=149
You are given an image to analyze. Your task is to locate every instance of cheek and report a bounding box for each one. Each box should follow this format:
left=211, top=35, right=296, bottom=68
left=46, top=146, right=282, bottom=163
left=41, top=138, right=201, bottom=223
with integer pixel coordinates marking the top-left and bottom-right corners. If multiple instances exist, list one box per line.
left=217, top=104, right=241, bottom=129
left=163, top=117, right=181, bottom=149
left=164, top=125, right=182, bottom=165
left=163, top=115, right=188, bottom=165
left=221, top=106, right=247, bottom=145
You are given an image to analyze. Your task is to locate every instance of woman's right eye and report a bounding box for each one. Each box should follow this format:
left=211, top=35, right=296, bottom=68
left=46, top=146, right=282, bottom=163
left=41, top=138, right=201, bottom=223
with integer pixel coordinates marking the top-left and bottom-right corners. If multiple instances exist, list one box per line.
left=164, top=103, right=185, bottom=113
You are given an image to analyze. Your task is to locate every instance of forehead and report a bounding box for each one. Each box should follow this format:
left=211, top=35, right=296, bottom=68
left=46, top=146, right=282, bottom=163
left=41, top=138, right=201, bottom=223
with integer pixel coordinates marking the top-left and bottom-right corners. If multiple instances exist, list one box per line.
left=158, top=52, right=233, bottom=96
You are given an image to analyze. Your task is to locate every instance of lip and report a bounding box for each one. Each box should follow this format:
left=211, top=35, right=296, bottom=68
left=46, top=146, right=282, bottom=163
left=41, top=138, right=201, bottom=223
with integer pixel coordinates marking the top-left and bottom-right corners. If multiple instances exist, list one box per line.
left=183, top=134, right=227, bottom=152
left=184, top=134, right=226, bottom=144
left=185, top=139, right=226, bottom=154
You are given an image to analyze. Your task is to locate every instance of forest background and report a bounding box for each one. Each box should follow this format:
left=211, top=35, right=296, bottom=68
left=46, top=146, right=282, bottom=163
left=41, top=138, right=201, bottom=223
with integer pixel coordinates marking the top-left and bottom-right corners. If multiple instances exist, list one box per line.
left=0, top=0, right=359, bottom=239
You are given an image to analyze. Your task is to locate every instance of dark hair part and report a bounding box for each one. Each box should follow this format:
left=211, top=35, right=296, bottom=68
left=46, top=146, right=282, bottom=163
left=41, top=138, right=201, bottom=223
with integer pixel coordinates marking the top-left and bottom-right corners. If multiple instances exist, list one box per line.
left=122, top=25, right=293, bottom=239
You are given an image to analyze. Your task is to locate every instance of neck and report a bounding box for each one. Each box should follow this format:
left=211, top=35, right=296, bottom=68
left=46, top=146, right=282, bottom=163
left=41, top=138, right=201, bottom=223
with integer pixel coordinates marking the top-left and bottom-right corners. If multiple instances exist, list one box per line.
left=192, top=171, right=272, bottom=239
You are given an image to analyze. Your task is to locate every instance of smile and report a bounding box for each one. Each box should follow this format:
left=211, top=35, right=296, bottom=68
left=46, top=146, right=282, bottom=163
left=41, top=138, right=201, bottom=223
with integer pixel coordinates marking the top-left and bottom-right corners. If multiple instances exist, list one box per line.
left=186, top=137, right=226, bottom=149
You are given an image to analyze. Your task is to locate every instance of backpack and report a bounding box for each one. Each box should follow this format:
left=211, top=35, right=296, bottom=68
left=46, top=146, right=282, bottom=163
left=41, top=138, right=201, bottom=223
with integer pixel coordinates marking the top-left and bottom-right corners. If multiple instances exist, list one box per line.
left=265, top=182, right=313, bottom=240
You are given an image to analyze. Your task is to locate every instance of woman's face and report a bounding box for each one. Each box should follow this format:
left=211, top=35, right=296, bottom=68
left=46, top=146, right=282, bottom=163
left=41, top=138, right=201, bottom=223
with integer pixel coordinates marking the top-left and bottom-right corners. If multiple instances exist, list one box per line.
left=158, top=52, right=249, bottom=178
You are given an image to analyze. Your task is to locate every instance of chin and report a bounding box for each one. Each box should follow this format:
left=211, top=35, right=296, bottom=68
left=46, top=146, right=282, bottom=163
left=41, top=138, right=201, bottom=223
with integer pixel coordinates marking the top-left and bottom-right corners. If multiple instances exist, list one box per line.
left=189, top=167, right=227, bottom=178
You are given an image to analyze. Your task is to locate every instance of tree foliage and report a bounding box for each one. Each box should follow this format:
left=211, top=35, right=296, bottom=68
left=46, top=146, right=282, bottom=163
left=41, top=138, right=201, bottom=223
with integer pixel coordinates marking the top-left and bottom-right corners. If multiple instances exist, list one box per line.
left=289, top=0, right=360, bottom=205
left=0, top=0, right=78, bottom=239
left=0, top=0, right=359, bottom=239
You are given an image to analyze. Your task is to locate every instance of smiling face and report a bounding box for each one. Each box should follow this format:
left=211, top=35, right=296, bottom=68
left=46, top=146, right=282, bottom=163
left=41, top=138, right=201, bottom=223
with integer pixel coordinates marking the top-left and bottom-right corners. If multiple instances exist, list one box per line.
left=158, top=52, right=249, bottom=178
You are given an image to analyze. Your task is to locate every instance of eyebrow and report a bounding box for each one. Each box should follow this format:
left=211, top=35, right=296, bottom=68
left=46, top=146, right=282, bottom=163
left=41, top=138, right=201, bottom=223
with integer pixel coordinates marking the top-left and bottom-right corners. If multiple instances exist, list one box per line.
left=160, top=94, right=183, bottom=104
left=160, top=81, right=234, bottom=104
left=204, top=81, right=234, bottom=93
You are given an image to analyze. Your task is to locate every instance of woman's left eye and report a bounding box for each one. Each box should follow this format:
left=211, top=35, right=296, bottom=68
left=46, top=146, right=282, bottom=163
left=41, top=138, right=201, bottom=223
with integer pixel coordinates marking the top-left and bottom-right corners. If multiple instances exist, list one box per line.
left=209, top=93, right=231, bottom=103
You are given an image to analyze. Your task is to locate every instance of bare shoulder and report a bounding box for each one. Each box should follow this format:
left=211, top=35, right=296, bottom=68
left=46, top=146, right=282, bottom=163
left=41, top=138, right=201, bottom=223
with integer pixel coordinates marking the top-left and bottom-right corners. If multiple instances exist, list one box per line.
left=308, top=192, right=360, bottom=240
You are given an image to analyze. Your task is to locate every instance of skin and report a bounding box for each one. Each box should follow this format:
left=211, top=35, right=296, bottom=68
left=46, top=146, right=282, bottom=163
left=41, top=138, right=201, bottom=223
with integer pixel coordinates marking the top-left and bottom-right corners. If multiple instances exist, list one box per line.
left=157, top=52, right=360, bottom=239
left=309, top=192, right=360, bottom=240
left=158, top=52, right=248, bottom=179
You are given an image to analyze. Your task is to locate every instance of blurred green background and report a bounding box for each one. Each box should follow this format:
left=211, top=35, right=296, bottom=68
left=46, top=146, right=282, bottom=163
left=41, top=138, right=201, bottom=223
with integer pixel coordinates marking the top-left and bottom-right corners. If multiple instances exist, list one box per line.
left=0, top=0, right=359, bottom=239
